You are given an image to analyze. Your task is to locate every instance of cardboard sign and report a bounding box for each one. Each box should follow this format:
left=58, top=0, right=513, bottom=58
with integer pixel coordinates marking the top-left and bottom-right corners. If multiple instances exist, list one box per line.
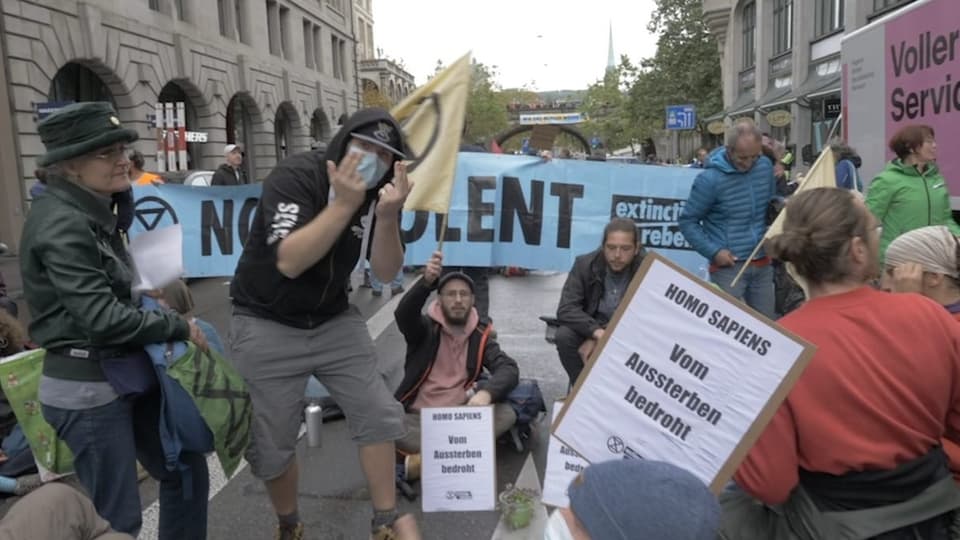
left=421, top=406, right=496, bottom=512
left=542, top=401, right=590, bottom=508
left=552, top=253, right=814, bottom=492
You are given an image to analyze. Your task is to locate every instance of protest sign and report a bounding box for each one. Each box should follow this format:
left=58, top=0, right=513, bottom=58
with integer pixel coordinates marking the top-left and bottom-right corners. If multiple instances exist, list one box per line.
left=129, top=154, right=705, bottom=278
left=420, top=406, right=496, bottom=512
left=542, top=401, right=589, bottom=508
left=552, top=253, right=814, bottom=492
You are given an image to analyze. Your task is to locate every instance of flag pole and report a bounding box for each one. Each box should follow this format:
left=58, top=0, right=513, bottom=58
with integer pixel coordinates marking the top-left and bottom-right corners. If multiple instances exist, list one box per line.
left=729, top=241, right=765, bottom=288
left=437, top=212, right=449, bottom=253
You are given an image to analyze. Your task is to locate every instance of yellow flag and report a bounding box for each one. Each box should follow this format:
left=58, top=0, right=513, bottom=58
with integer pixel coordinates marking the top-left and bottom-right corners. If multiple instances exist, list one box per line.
left=766, top=147, right=837, bottom=297
left=393, top=52, right=472, bottom=213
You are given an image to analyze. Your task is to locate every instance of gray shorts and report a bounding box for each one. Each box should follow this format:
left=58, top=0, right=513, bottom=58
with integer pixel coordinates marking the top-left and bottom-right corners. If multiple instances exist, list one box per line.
left=228, top=307, right=406, bottom=480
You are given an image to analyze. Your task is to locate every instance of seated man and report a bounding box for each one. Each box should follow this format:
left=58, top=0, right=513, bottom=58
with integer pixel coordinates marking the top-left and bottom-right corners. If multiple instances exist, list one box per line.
left=393, top=251, right=519, bottom=473
left=555, top=218, right=646, bottom=387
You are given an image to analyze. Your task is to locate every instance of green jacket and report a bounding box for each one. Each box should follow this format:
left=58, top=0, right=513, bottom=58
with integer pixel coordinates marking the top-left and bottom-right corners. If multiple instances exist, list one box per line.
left=19, top=176, right=188, bottom=379
left=865, top=159, right=960, bottom=261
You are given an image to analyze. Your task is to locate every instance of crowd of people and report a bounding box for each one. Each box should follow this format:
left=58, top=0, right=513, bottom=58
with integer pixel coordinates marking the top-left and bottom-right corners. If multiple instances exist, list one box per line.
left=1, top=97, right=960, bottom=540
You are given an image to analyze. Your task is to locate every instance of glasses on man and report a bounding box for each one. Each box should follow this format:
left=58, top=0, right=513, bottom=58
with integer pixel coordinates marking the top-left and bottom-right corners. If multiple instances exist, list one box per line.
left=92, top=145, right=129, bottom=162
left=440, top=290, right=472, bottom=300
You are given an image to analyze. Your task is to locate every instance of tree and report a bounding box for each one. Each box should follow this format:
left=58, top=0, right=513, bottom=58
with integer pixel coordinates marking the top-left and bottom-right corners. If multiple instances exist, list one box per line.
left=626, top=0, right=722, bottom=141
left=463, top=60, right=509, bottom=145
left=581, top=56, right=640, bottom=153
left=362, top=84, right=392, bottom=109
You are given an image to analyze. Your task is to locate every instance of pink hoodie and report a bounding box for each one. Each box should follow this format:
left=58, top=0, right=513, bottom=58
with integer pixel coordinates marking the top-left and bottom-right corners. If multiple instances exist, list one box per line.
left=410, top=301, right=480, bottom=411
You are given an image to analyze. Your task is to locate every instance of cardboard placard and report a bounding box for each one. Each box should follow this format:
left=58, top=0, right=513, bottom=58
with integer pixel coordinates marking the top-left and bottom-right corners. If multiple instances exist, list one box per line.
left=420, top=406, right=496, bottom=512
left=542, top=401, right=589, bottom=508
left=552, top=253, right=815, bottom=492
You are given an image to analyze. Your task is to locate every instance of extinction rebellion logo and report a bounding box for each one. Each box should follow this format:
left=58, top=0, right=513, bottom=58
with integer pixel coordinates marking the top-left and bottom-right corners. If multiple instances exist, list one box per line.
left=610, top=195, right=693, bottom=251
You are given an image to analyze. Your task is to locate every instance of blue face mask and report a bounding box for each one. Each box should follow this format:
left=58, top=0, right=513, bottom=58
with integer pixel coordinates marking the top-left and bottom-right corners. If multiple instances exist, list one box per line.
left=350, top=145, right=390, bottom=189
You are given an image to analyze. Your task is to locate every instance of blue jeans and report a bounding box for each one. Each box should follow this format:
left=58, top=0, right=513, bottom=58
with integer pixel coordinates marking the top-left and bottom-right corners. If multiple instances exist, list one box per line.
left=42, top=390, right=208, bottom=539
left=711, top=262, right=776, bottom=320
left=370, top=267, right=404, bottom=291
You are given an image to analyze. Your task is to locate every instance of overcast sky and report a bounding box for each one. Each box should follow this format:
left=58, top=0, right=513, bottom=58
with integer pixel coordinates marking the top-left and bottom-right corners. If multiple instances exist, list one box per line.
left=372, top=0, right=660, bottom=91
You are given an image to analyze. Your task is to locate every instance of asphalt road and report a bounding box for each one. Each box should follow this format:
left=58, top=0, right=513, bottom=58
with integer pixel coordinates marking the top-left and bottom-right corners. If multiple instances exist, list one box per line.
left=134, top=270, right=571, bottom=540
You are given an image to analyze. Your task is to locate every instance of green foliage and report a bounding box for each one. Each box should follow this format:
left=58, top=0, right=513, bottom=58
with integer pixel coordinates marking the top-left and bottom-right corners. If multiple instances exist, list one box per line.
left=464, top=60, right=509, bottom=145
left=581, top=56, right=640, bottom=152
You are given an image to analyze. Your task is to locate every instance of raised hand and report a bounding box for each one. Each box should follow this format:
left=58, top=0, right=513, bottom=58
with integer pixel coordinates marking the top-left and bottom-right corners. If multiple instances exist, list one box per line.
left=327, top=151, right=366, bottom=210
left=376, top=161, right=413, bottom=217
left=423, top=251, right=443, bottom=285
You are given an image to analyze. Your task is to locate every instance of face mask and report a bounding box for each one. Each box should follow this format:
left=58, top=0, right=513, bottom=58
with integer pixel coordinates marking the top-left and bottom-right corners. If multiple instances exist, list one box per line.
left=544, top=510, right=576, bottom=540
left=350, top=145, right=390, bottom=189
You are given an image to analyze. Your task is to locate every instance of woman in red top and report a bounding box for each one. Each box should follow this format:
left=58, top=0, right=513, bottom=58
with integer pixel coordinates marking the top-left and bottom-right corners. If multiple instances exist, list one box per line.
left=720, top=188, right=960, bottom=540
left=883, top=225, right=960, bottom=321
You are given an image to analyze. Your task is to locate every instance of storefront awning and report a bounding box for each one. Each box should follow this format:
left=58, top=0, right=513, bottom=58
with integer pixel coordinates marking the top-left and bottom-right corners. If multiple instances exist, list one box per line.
left=724, top=92, right=756, bottom=117
left=758, top=85, right=794, bottom=110
left=794, top=71, right=841, bottom=100
left=702, top=110, right=725, bottom=123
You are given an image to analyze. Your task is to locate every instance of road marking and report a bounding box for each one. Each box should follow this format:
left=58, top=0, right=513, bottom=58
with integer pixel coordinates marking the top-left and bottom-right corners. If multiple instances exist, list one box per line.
left=138, top=288, right=409, bottom=539
left=489, top=454, right=547, bottom=540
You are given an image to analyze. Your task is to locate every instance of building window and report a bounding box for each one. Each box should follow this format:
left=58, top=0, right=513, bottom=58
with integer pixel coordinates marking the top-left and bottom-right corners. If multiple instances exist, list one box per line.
left=313, top=26, right=323, bottom=72
left=279, top=5, right=291, bottom=60
left=218, top=0, right=229, bottom=37
left=872, top=0, right=916, bottom=14
left=340, top=38, right=349, bottom=81
left=326, top=0, right=343, bottom=12
left=303, top=20, right=314, bottom=68
left=741, top=2, right=756, bottom=69
left=815, top=0, right=843, bottom=37
left=234, top=0, right=247, bottom=44
left=266, top=1, right=280, bottom=56
left=331, top=36, right=342, bottom=79
left=149, top=0, right=160, bottom=11
left=773, top=0, right=793, bottom=55
left=175, top=0, right=188, bottom=21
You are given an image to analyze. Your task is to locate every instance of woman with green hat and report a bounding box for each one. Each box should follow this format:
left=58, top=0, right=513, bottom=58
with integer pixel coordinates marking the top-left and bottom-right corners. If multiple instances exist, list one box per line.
left=19, top=102, right=210, bottom=539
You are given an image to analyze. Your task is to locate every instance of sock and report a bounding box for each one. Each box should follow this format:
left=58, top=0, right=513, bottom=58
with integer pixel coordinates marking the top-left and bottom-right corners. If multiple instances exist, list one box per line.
left=278, top=510, right=300, bottom=529
left=371, top=508, right=398, bottom=531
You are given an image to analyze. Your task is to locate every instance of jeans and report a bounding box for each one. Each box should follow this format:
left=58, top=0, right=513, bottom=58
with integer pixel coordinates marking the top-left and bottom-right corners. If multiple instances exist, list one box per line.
left=42, top=390, right=209, bottom=539
left=370, top=267, right=404, bottom=291
left=555, top=325, right=587, bottom=388
left=711, top=262, right=776, bottom=320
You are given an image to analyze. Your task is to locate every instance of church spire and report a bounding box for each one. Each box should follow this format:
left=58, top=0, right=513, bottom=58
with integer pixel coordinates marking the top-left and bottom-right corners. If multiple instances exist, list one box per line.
left=607, top=21, right=616, bottom=73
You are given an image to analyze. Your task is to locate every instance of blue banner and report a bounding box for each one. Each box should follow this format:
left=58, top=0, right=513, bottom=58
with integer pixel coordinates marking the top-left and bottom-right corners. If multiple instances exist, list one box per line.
left=130, top=154, right=707, bottom=278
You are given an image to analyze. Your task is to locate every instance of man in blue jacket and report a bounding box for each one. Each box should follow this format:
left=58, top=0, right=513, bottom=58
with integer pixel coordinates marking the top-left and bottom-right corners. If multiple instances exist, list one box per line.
left=678, top=122, right=777, bottom=319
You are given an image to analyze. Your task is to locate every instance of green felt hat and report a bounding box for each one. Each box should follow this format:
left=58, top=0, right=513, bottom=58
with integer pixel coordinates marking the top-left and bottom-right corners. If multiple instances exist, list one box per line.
left=36, top=102, right=138, bottom=167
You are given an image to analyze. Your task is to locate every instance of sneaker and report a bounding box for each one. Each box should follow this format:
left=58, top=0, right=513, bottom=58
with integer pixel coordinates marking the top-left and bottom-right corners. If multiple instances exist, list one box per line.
left=274, top=522, right=304, bottom=540
left=391, top=285, right=405, bottom=296
left=404, top=453, right=421, bottom=482
left=12, top=474, right=42, bottom=496
left=371, top=514, right=420, bottom=540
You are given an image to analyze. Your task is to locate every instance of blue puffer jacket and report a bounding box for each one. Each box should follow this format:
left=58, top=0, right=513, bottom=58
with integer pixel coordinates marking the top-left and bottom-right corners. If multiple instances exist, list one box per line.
left=678, top=147, right=776, bottom=261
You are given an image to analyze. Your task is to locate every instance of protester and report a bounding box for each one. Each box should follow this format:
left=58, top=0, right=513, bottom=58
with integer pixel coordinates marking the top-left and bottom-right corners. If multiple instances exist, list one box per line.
left=721, top=187, right=960, bottom=539
left=679, top=121, right=777, bottom=319
left=128, top=150, right=161, bottom=186
left=393, top=251, right=519, bottom=478
left=20, top=102, right=209, bottom=539
left=228, top=108, right=420, bottom=540
left=545, top=459, right=720, bottom=540
left=693, top=146, right=709, bottom=168
left=160, top=279, right=225, bottom=355
left=555, top=218, right=645, bottom=388
left=866, top=124, right=960, bottom=262
left=883, top=226, right=960, bottom=317
left=211, top=144, right=247, bottom=186
left=0, top=481, right=133, bottom=540
left=832, top=142, right=863, bottom=192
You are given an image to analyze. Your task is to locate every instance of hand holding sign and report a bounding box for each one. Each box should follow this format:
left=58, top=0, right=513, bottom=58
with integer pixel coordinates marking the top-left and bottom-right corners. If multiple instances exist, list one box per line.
left=327, top=152, right=366, bottom=211
left=376, top=161, right=414, bottom=218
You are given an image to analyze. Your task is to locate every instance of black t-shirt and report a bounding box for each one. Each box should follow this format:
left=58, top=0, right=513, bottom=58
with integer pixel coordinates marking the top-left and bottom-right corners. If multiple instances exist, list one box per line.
left=230, top=150, right=397, bottom=328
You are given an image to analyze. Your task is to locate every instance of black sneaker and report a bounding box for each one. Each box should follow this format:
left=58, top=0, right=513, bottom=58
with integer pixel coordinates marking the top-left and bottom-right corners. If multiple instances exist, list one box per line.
left=274, top=522, right=304, bottom=540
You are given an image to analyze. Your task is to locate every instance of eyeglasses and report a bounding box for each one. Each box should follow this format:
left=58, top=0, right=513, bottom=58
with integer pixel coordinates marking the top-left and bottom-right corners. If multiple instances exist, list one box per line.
left=440, top=290, right=472, bottom=300
left=92, top=145, right=129, bottom=162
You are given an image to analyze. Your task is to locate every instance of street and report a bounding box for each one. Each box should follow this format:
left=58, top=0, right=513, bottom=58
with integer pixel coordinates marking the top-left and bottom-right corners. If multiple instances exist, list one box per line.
left=136, top=270, right=570, bottom=540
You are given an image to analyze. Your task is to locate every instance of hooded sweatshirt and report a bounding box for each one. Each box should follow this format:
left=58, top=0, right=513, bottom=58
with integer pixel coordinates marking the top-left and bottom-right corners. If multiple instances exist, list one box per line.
left=678, top=146, right=776, bottom=261
left=866, top=159, right=960, bottom=261
left=410, top=301, right=479, bottom=411
left=230, top=108, right=408, bottom=328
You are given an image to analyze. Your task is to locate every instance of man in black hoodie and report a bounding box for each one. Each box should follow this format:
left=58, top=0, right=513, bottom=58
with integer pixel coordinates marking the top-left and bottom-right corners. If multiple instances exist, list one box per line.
left=229, top=108, right=420, bottom=540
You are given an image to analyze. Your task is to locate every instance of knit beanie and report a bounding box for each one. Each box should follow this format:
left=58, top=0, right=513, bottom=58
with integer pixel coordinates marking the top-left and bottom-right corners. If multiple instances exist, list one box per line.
left=885, top=226, right=959, bottom=278
left=567, top=460, right=720, bottom=540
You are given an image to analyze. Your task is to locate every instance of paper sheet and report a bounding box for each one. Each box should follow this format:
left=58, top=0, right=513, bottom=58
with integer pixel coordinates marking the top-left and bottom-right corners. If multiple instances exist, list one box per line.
left=129, top=224, right=184, bottom=291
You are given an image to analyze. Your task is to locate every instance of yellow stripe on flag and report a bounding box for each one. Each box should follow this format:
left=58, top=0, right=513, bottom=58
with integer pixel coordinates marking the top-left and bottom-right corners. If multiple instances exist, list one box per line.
left=393, top=52, right=472, bottom=213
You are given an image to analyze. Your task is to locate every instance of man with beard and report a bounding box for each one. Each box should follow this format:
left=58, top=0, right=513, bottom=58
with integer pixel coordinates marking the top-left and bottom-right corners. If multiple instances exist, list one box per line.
left=392, top=251, right=519, bottom=477
left=555, top=218, right=646, bottom=388
left=229, top=108, right=419, bottom=540
left=721, top=187, right=960, bottom=539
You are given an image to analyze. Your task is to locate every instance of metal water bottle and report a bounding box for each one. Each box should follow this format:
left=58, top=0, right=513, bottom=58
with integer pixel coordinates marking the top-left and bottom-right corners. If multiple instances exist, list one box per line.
left=305, top=401, right=323, bottom=448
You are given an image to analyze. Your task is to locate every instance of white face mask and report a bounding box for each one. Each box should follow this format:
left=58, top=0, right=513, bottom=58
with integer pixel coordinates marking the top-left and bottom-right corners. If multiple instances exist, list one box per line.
left=544, top=510, right=576, bottom=540
left=349, top=145, right=390, bottom=189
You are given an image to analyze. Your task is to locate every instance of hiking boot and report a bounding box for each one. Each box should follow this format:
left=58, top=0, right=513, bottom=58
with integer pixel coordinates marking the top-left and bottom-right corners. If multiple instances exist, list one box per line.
left=404, top=453, right=421, bottom=482
left=13, top=474, right=42, bottom=496
left=391, top=285, right=405, bottom=296
left=371, top=514, right=420, bottom=540
left=274, top=522, right=304, bottom=540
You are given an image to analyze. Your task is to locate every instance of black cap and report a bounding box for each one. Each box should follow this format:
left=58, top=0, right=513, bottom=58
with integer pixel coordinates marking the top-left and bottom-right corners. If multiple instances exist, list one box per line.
left=437, top=272, right=475, bottom=294
left=351, top=120, right=406, bottom=159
